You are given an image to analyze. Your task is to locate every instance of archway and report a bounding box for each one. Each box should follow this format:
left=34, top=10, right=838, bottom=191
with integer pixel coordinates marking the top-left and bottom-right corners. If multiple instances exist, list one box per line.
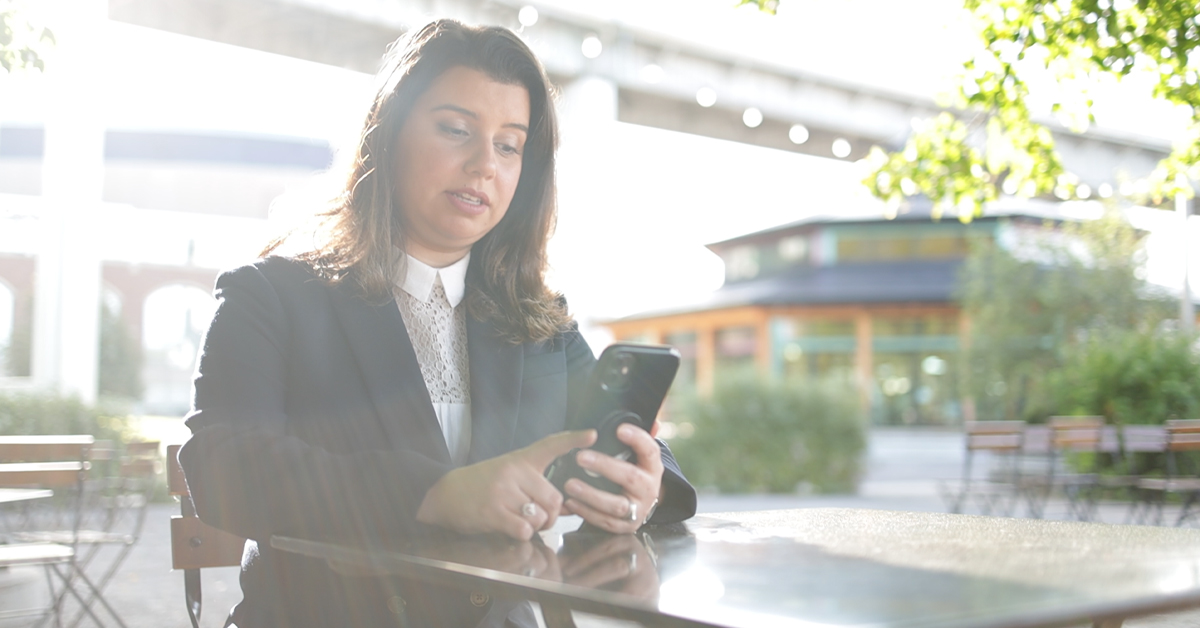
left=141, top=284, right=217, bottom=415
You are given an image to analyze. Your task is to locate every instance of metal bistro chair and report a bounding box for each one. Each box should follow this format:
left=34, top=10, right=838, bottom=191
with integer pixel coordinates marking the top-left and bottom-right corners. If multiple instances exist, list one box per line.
left=167, top=444, right=247, bottom=628
left=0, top=435, right=124, bottom=627
left=15, top=440, right=163, bottom=628
left=1033, top=416, right=1106, bottom=520
left=1136, top=419, right=1200, bottom=526
left=940, top=421, right=1025, bottom=516
left=1093, top=424, right=1167, bottom=524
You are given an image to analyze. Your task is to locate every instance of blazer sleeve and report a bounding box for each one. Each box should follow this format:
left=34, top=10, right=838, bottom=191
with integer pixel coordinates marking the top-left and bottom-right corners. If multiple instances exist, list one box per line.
left=562, top=329, right=697, bottom=525
left=178, top=262, right=454, bottom=543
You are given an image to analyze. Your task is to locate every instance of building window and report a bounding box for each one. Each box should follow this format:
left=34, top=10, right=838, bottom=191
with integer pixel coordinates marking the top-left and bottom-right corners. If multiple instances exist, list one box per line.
left=725, top=246, right=760, bottom=281
left=663, top=331, right=697, bottom=393
left=778, top=236, right=807, bottom=262
left=772, top=317, right=855, bottom=381
left=715, top=326, right=756, bottom=378
left=835, top=230, right=972, bottom=263
left=871, top=315, right=961, bottom=425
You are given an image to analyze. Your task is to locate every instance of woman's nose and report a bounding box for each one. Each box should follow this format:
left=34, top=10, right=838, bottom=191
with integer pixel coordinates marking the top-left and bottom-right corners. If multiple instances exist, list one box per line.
left=465, top=141, right=498, bottom=179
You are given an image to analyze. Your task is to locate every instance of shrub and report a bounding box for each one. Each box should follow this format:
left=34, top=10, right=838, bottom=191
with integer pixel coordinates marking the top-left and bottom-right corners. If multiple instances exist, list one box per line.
left=1049, top=329, right=1200, bottom=426
left=0, top=392, right=131, bottom=443
left=667, top=375, right=867, bottom=494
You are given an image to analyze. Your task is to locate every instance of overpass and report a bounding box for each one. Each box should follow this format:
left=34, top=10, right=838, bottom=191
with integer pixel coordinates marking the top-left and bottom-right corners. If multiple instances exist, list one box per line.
left=108, top=0, right=1170, bottom=187
left=6, top=0, right=1176, bottom=405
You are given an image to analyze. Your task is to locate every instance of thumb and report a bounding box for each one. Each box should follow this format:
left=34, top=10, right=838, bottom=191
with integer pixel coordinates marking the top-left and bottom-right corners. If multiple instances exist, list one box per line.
left=523, top=429, right=597, bottom=469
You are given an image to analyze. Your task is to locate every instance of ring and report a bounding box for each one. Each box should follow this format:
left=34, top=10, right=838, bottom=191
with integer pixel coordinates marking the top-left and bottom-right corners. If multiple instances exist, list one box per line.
left=626, top=499, right=638, bottom=522
left=521, top=502, right=538, bottom=517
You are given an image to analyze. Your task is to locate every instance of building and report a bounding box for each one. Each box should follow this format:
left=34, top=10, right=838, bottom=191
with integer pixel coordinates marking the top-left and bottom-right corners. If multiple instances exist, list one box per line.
left=602, top=201, right=1123, bottom=426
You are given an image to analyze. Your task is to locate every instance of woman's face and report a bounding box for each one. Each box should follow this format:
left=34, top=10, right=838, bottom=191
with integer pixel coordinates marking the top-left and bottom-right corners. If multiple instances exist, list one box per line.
left=392, top=65, right=532, bottom=267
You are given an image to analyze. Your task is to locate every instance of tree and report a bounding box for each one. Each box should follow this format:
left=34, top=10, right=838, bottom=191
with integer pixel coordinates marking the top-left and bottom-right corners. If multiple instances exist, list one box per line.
left=1, top=0, right=53, bottom=73
left=739, top=0, right=1199, bottom=219
left=958, top=210, right=1172, bottom=421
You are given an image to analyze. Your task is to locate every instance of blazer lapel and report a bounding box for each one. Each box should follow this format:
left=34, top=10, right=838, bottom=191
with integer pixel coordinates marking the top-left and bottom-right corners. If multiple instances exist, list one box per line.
left=326, top=286, right=450, bottom=463
left=466, top=314, right=523, bottom=463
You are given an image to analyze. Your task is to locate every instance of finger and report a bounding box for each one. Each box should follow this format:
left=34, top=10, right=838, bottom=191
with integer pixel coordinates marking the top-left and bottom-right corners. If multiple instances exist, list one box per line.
left=514, top=496, right=552, bottom=532
left=522, top=429, right=598, bottom=469
left=572, top=449, right=656, bottom=503
left=618, top=424, right=663, bottom=474
left=564, top=490, right=638, bottom=534
left=564, top=476, right=634, bottom=519
left=493, top=504, right=538, bottom=541
left=511, top=463, right=566, bottom=530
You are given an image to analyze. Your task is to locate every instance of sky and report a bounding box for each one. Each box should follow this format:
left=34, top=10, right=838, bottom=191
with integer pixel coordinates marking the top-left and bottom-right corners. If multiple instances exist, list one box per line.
left=2, top=0, right=1195, bottom=348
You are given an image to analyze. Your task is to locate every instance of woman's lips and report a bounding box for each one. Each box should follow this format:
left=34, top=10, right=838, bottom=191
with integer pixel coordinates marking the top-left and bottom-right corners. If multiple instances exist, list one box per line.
left=446, top=188, right=490, bottom=214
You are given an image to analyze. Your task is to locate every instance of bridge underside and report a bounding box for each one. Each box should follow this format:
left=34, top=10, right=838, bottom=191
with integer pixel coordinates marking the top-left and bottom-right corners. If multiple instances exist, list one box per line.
left=108, top=0, right=1168, bottom=184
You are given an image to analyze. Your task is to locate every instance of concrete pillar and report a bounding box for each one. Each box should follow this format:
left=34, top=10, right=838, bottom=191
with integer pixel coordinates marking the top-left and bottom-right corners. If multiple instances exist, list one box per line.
left=32, top=0, right=107, bottom=404
left=854, top=309, right=873, bottom=409
left=696, top=325, right=715, bottom=396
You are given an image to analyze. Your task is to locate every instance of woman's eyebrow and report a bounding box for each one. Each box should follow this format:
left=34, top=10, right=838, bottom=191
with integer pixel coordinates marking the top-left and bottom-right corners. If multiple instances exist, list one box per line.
left=432, top=104, right=529, bottom=133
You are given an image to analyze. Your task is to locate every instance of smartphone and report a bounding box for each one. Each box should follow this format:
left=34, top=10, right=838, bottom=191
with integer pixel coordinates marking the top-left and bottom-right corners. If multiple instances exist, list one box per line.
left=545, top=343, right=680, bottom=495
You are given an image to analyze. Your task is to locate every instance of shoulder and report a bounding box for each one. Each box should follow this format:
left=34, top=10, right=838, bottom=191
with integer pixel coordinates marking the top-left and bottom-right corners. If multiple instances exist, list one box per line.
left=217, top=255, right=319, bottom=287
left=214, top=256, right=330, bottom=299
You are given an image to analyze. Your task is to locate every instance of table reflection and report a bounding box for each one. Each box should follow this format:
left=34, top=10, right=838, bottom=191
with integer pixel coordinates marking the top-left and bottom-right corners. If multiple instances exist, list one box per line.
left=274, top=509, right=1200, bottom=628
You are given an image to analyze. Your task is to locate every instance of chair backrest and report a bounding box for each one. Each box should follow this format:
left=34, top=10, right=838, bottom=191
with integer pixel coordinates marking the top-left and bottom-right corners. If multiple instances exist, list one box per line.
left=166, top=444, right=245, bottom=571
left=964, top=421, right=1024, bottom=452
left=0, top=435, right=94, bottom=488
left=1048, top=416, right=1105, bottom=452
left=1121, top=424, right=1168, bottom=452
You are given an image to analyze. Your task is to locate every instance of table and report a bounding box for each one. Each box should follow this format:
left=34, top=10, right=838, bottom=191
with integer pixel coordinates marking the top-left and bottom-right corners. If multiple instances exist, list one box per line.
left=272, top=508, right=1200, bottom=628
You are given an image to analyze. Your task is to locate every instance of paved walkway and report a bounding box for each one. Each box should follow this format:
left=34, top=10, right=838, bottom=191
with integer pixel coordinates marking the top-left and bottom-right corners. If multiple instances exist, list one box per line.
left=7, top=427, right=1200, bottom=627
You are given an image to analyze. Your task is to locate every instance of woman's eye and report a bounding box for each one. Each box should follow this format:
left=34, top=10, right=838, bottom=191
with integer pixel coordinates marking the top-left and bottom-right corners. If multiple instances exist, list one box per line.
left=439, top=124, right=469, bottom=138
left=496, top=142, right=522, bottom=157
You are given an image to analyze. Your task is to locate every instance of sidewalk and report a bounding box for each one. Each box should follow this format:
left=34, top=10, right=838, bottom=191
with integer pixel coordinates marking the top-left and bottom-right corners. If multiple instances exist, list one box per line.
left=11, top=427, right=1200, bottom=627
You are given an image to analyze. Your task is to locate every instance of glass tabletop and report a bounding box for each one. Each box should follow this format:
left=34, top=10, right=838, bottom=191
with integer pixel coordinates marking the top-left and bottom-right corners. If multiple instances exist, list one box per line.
left=272, top=508, right=1200, bottom=628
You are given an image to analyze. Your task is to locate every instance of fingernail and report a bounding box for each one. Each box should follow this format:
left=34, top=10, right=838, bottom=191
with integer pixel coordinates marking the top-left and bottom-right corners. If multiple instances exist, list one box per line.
left=619, top=424, right=636, bottom=437
left=565, top=480, right=582, bottom=495
left=577, top=450, right=596, bottom=465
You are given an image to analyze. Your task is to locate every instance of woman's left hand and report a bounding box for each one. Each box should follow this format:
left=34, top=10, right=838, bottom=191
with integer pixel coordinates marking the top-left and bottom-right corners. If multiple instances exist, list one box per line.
left=561, top=423, right=663, bottom=534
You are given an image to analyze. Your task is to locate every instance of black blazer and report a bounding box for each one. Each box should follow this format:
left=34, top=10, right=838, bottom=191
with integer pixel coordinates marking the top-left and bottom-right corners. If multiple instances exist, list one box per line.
left=179, top=257, right=696, bottom=628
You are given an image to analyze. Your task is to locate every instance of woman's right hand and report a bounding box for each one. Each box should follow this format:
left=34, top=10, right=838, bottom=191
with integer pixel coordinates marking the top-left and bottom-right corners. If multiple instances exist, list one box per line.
left=416, top=430, right=597, bottom=540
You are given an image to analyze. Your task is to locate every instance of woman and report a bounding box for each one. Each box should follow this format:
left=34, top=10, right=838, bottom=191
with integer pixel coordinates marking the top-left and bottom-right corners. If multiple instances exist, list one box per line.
left=178, top=19, right=696, bottom=628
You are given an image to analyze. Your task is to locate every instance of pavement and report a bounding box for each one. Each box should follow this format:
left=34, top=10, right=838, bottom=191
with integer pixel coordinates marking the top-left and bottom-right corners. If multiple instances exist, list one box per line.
left=5, top=427, right=1200, bottom=627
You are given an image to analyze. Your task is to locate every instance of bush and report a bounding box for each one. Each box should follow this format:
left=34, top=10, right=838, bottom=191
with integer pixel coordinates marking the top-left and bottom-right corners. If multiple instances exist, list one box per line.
left=1049, top=329, right=1200, bottom=425
left=0, top=392, right=131, bottom=443
left=667, top=376, right=867, bottom=494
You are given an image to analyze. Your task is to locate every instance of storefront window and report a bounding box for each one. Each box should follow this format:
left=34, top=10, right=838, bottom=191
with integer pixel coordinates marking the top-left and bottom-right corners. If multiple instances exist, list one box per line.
left=871, top=315, right=961, bottom=425
left=663, top=330, right=696, bottom=393
left=715, top=326, right=756, bottom=378
left=772, top=317, right=855, bottom=382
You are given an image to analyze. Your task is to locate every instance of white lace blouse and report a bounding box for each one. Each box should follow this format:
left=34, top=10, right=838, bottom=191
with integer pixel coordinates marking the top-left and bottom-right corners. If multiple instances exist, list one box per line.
left=395, top=253, right=472, bottom=465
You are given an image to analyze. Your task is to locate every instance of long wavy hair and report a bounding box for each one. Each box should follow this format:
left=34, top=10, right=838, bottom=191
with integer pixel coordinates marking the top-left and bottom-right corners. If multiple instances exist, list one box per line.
left=263, top=19, right=569, bottom=343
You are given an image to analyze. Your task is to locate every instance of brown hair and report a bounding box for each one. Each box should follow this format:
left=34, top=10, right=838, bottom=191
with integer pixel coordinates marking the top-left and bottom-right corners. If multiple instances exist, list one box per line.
left=263, top=19, right=569, bottom=343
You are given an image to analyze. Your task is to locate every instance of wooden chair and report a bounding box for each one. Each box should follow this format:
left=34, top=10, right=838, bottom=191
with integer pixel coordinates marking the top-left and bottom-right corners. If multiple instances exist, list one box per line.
left=0, top=435, right=125, bottom=627
left=939, top=421, right=1025, bottom=515
left=167, top=444, right=246, bottom=628
left=1091, top=424, right=1167, bottom=523
left=1021, top=416, right=1106, bottom=520
left=1136, top=419, right=1200, bottom=526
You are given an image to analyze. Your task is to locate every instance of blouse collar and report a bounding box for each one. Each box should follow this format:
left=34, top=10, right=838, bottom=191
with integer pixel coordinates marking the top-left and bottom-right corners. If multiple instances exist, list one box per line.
left=397, top=252, right=470, bottom=308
